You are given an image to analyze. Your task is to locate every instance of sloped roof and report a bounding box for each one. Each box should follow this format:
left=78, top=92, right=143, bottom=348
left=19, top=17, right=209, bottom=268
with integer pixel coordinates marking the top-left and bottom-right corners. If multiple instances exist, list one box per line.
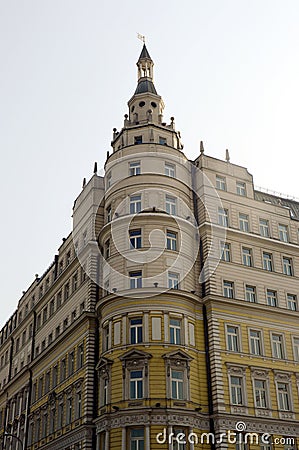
left=254, top=190, right=299, bottom=220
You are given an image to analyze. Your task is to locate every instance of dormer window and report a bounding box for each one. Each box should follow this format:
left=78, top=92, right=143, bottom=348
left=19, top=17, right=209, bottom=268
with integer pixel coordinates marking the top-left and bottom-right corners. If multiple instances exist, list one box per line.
left=134, top=136, right=143, bottom=145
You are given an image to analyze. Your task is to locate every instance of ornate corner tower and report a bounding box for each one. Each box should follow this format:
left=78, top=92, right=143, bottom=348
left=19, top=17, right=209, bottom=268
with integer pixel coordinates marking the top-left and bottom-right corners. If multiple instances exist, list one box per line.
left=94, top=45, right=210, bottom=450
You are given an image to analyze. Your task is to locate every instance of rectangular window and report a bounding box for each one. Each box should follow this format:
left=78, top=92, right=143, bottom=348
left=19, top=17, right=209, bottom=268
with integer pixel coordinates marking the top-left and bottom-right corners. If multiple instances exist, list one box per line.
left=130, top=271, right=142, bottom=289
left=168, top=272, right=179, bottom=290
left=220, top=242, right=231, bottom=262
left=218, top=208, right=229, bottom=227
left=60, top=359, right=66, bottom=382
left=129, top=229, right=142, bottom=249
left=134, top=136, right=142, bottom=145
left=242, top=247, right=253, bottom=266
left=230, top=376, right=243, bottom=405
left=130, top=428, right=144, bottom=450
left=267, top=289, right=277, bottom=307
left=166, top=231, right=177, bottom=251
left=165, top=162, right=175, bottom=177
left=260, top=219, right=270, bottom=237
left=77, top=344, right=84, bottom=369
left=106, top=205, right=112, bottom=223
left=49, top=299, right=55, bottom=316
left=104, top=239, right=110, bottom=259
left=45, top=371, right=51, bottom=393
left=250, top=329, right=262, bottom=355
left=64, top=283, right=70, bottom=301
left=165, top=195, right=176, bottom=215
left=283, top=257, right=293, bottom=276
left=287, top=294, right=297, bottom=311
left=103, top=326, right=109, bottom=352
left=130, top=318, right=143, bottom=344
left=236, top=181, right=246, bottom=196
left=159, top=137, right=167, bottom=145
left=129, top=161, right=141, bottom=176
left=58, top=403, right=64, bottom=428
left=272, top=334, right=284, bottom=359
left=106, top=171, right=112, bottom=188
left=52, top=365, right=58, bottom=388
left=171, top=369, right=184, bottom=399
left=66, top=397, right=72, bottom=425
left=293, top=337, right=299, bottom=361
left=216, top=175, right=226, bottom=191
left=263, top=252, right=273, bottom=271
left=239, top=213, right=249, bottom=232
left=130, top=370, right=143, bottom=399
left=227, top=325, right=239, bottom=352
left=170, top=319, right=181, bottom=344
left=279, top=224, right=289, bottom=242
left=277, top=383, right=290, bottom=410
left=246, top=285, right=256, bottom=303
left=75, top=392, right=82, bottom=419
left=223, top=280, right=234, bottom=298
left=68, top=351, right=74, bottom=375
left=254, top=379, right=267, bottom=408
left=130, top=195, right=142, bottom=214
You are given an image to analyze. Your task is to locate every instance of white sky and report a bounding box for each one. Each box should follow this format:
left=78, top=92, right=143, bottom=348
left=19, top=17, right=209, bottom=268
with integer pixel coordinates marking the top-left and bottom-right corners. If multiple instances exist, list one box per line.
left=1, top=0, right=299, bottom=327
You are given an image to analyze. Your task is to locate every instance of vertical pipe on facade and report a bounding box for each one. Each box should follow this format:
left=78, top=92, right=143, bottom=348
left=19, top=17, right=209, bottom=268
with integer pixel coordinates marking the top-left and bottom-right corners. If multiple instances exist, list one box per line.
left=8, top=337, right=14, bottom=383
left=92, top=255, right=100, bottom=450
left=191, top=162, right=215, bottom=450
left=23, top=310, right=36, bottom=450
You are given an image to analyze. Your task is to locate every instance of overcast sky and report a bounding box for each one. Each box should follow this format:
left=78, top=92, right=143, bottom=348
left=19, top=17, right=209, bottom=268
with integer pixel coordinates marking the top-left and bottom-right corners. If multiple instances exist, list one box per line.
left=1, top=0, right=299, bottom=327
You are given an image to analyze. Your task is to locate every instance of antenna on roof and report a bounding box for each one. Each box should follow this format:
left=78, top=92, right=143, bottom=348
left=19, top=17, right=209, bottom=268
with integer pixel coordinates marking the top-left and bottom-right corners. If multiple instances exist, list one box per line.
left=137, top=33, right=146, bottom=43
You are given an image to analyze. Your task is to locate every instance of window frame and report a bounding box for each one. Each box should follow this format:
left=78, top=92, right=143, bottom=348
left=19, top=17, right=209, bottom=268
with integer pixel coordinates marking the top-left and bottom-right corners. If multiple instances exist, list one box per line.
left=226, top=325, right=240, bottom=352
left=130, top=195, right=142, bottom=214
left=129, top=161, right=141, bottom=176
left=239, top=213, right=250, bottom=232
left=165, top=195, right=177, bottom=215
left=164, top=162, right=175, bottom=177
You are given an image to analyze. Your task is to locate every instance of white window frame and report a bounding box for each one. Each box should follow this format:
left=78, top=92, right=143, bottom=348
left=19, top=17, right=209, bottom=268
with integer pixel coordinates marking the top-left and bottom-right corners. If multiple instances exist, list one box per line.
left=242, top=247, right=253, bottom=266
left=271, top=333, right=285, bottom=359
left=239, top=213, right=250, bottom=232
left=223, top=280, right=234, bottom=298
left=283, top=257, right=293, bottom=276
left=218, top=207, right=229, bottom=227
left=245, top=285, right=256, bottom=303
left=236, top=181, right=246, bottom=196
left=165, top=162, right=175, bottom=177
left=129, top=161, right=141, bottom=176
left=226, top=325, right=240, bottom=352
left=171, top=369, right=184, bottom=399
left=166, top=230, right=177, bottom=251
left=129, top=271, right=142, bottom=289
left=287, top=294, right=297, bottom=311
left=277, top=382, right=291, bottom=411
left=129, top=229, right=142, bottom=249
left=278, top=224, right=289, bottom=242
left=266, top=289, right=277, bottom=307
left=129, top=318, right=143, bottom=344
left=129, top=369, right=144, bottom=399
left=216, top=175, right=226, bottom=191
left=130, top=195, right=142, bottom=214
left=254, top=379, right=268, bottom=408
left=263, top=252, right=273, bottom=271
left=169, top=318, right=181, bottom=344
left=168, top=272, right=179, bottom=290
left=220, top=242, right=231, bottom=262
left=259, top=218, right=270, bottom=237
left=249, top=329, right=262, bottom=355
left=292, top=337, right=299, bottom=361
left=230, top=375, right=244, bottom=405
left=130, top=428, right=144, bottom=450
left=165, top=195, right=177, bottom=215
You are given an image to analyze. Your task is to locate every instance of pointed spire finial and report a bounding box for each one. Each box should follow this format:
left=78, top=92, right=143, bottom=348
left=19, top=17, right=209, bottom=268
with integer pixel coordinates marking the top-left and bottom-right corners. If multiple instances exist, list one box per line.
left=94, top=162, right=98, bottom=174
left=225, top=149, right=230, bottom=162
left=137, top=33, right=146, bottom=43
left=200, top=141, right=204, bottom=154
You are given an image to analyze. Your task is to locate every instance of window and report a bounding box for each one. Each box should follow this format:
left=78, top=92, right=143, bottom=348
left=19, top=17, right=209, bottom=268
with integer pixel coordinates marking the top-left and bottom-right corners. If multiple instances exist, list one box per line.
left=129, top=161, right=141, bottom=176
left=283, top=257, right=293, bottom=276
left=168, top=272, right=179, bottom=290
left=246, top=285, right=256, bottom=303
left=53, top=365, right=58, bottom=387
left=64, top=283, right=70, bottom=301
left=165, top=162, right=175, bottom=177
left=277, top=383, right=290, bottom=410
left=106, top=205, right=112, bottom=223
left=104, top=239, right=110, bottom=258
left=230, top=376, right=243, bottom=405
left=38, top=377, right=43, bottom=399
left=48, top=332, right=53, bottom=345
left=272, top=333, right=285, bottom=359
left=129, top=229, right=142, bottom=249
left=165, top=195, right=176, bottom=215
left=66, top=397, right=72, bottom=425
left=75, top=391, right=82, bottom=419
left=171, top=369, right=184, bottom=399
left=166, top=231, right=177, bottom=251
left=287, top=294, right=297, bottom=311
left=68, top=351, right=74, bottom=375
left=170, top=319, right=181, bottom=344
left=59, top=261, right=63, bottom=275
left=159, top=136, right=167, bottom=145
left=130, top=370, right=143, bottom=399
left=49, top=298, right=55, bottom=316
left=58, top=402, right=64, bottom=428
left=130, top=271, right=142, bottom=289
left=226, top=325, right=239, bottom=352
left=130, top=428, right=144, bottom=450
left=60, top=358, right=66, bottom=381
left=239, top=213, right=249, bottom=232
left=72, top=272, right=78, bottom=291
left=223, top=281, right=234, bottom=298
left=77, top=344, right=84, bottom=369
left=279, top=224, right=289, bottom=243
left=130, top=195, right=142, bottom=214
left=130, top=318, right=143, bottom=344
left=249, top=330, right=262, bottom=355
left=218, top=208, right=229, bottom=227
left=259, top=219, right=270, bottom=237
left=267, top=289, right=277, bottom=307
left=263, top=252, right=273, bottom=271
left=103, top=325, right=109, bottom=351
left=242, top=247, right=253, bottom=266
left=216, top=175, right=226, bottom=191
left=236, top=181, right=246, bottom=196
left=293, top=337, right=299, bottom=361
left=254, top=379, right=267, bottom=408
left=134, top=135, right=142, bottom=145
left=220, top=242, right=231, bottom=262
left=57, top=291, right=62, bottom=309
left=45, top=371, right=51, bottom=393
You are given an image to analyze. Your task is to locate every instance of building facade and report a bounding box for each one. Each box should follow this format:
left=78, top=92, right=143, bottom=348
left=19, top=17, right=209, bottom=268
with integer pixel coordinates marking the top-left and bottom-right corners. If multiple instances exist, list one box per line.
left=0, top=45, right=299, bottom=450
